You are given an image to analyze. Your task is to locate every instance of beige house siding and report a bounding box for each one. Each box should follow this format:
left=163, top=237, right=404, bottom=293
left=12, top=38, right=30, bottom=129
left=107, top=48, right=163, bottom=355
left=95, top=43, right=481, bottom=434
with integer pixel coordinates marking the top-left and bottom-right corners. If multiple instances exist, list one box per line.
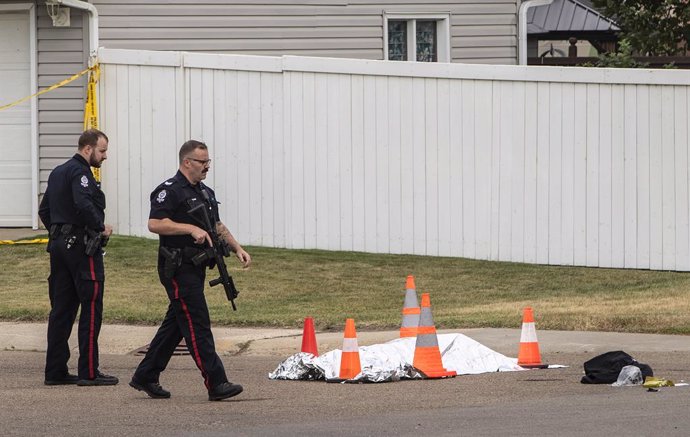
left=35, top=0, right=88, bottom=192
left=0, top=0, right=88, bottom=192
left=93, top=0, right=518, bottom=63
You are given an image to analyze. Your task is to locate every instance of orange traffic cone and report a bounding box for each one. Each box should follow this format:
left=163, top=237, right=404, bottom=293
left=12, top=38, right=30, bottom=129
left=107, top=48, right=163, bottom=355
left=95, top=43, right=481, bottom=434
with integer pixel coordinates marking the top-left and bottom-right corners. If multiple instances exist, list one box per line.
left=517, top=307, right=548, bottom=369
left=412, top=293, right=456, bottom=379
left=400, top=275, right=420, bottom=338
left=338, top=318, right=362, bottom=380
left=300, top=317, right=319, bottom=356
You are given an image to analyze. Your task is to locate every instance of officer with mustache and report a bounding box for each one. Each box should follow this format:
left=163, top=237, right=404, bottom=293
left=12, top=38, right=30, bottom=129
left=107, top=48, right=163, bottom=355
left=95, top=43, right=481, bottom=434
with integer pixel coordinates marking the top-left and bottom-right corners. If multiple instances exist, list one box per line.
left=130, top=139, right=251, bottom=401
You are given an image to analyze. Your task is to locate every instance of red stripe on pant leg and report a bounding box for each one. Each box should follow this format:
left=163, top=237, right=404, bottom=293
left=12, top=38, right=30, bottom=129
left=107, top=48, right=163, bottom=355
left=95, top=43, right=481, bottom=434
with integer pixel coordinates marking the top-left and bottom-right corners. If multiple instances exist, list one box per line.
left=88, top=256, right=99, bottom=379
left=180, top=297, right=209, bottom=388
left=172, top=279, right=179, bottom=299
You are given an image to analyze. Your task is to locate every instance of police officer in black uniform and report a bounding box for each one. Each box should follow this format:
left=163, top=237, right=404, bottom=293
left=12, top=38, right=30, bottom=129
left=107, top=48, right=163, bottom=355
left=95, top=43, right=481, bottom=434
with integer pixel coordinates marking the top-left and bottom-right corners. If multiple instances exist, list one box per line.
left=129, top=140, right=251, bottom=401
left=39, top=129, right=118, bottom=386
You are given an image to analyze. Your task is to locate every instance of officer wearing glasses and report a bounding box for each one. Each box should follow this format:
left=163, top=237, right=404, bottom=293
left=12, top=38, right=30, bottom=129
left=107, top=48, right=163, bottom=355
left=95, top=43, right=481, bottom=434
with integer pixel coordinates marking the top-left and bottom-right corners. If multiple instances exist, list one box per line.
left=129, top=139, right=251, bottom=401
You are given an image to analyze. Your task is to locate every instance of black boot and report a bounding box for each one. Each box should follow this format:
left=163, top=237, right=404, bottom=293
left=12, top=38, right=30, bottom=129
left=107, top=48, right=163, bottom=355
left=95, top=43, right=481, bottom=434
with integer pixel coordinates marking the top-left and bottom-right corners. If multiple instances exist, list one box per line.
left=77, top=371, right=119, bottom=386
left=45, top=373, right=79, bottom=385
left=208, top=382, right=243, bottom=401
left=129, top=379, right=171, bottom=399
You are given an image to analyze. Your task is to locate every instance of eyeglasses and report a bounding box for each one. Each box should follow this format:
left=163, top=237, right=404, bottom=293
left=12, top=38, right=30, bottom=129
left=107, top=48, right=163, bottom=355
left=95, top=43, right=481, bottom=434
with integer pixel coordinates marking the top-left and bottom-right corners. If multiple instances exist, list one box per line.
left=187, top=158, right=212, bottom=166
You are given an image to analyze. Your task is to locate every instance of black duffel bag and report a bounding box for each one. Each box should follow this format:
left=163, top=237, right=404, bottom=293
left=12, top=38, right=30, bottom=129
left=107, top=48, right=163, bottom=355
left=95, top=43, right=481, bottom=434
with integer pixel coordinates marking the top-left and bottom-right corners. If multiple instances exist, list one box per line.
left=581, top=350, right=653, bottom=384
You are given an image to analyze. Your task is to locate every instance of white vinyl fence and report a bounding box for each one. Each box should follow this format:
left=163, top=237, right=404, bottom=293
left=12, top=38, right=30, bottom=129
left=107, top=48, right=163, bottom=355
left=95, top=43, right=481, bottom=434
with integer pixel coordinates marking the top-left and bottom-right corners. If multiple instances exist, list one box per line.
left=98, top=48, right=690, bottom=270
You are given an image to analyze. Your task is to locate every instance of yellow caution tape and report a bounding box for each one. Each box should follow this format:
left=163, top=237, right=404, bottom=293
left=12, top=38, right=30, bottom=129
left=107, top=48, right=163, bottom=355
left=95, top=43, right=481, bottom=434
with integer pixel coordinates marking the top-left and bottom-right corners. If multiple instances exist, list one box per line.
left=83, top=63, right=100, bottom=130
left=0, top=65, right=95, bottom=112
left=0, top=62, right=101, bottom=182
left=0, top=239, right=49, bottom=245
left=83, top=63, right=101, bottom=183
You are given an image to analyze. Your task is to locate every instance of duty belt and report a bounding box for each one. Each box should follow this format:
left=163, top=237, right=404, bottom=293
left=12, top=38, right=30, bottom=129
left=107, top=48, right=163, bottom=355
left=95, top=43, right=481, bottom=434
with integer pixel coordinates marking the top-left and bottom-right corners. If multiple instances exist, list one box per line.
left=159, top=246, right=212, bottom=279
left=161, top=246, right=212, bottom=265
left=181, top=246, right=205, bottom=263
left=49, top=224, right=107, bottom=256
left=49, top=223, right=83, bottom=238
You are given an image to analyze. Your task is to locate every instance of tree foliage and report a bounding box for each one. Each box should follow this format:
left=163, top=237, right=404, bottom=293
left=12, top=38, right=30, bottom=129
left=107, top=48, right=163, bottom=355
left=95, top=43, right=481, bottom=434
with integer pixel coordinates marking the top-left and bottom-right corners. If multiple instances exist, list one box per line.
left=591, top=39, right=649, bottom=68
left=593, top=0, right=690, bottom=56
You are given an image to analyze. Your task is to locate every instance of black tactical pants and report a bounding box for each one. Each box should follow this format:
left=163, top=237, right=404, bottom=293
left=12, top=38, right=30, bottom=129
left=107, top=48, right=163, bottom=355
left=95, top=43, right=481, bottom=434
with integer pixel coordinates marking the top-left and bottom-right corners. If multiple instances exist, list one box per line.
left=133, top=261, right=228, bottom=390
left=45, top=231, right=104, bottom=381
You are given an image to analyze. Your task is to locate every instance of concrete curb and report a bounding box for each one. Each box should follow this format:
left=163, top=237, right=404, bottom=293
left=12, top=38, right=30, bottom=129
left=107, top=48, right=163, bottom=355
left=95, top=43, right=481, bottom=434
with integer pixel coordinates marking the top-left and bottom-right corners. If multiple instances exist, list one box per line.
left=2, top=322, right=689, bottom=358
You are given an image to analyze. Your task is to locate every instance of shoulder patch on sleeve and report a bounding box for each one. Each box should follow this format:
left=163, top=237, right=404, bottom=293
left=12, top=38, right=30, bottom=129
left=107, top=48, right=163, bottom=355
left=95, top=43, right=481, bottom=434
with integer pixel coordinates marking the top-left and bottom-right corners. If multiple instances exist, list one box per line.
left=156, top=189, right=168, bottom=203
left=80, top=175, right=89, bottom=188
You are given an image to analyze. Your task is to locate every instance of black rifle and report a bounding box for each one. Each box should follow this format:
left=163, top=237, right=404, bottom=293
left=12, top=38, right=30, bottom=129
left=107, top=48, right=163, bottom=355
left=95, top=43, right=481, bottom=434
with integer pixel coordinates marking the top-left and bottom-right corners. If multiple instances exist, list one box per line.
left=187, top=189, right=239, bottom=310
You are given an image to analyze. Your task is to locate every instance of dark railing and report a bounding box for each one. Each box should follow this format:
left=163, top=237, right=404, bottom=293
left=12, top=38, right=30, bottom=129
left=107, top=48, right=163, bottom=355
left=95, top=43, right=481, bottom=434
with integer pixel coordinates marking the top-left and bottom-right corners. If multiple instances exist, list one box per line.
left=528, top=56, right=690, bottom=69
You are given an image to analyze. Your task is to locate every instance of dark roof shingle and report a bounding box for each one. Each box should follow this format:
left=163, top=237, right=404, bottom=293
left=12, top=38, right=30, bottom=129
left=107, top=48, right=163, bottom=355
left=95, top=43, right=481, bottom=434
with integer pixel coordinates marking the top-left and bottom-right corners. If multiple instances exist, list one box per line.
left=527, top=0, right=619, bottom=35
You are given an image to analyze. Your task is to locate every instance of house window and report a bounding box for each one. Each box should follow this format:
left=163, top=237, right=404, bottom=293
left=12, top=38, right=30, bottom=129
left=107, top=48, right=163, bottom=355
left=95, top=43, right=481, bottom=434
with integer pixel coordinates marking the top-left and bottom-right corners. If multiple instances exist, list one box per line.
left=415, top=21, right=437, bottom=62
left=388, top=20, right=408, bottom=61
left=384, top=14, right=450, bottom=62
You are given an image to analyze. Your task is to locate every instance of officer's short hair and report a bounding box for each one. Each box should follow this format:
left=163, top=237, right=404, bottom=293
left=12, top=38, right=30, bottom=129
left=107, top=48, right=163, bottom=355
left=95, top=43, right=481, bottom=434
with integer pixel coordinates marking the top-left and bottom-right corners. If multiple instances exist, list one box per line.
left=78, top=129, right=108, bottom=150
left=179, top=140, right=208, bottom=164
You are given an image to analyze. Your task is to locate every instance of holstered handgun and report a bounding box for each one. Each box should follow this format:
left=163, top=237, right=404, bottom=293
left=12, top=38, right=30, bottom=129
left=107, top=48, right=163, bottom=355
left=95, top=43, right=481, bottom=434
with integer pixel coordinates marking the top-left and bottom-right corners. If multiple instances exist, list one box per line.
left=84, top=228, right=104, bottom=256
left=160, top=246, right=182, bottom=279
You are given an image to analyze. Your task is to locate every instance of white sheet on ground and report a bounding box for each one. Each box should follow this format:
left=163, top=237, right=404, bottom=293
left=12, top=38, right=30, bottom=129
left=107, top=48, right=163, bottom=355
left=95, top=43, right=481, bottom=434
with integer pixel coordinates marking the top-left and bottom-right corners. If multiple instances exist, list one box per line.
left=269, top=333, right=525, bottom=382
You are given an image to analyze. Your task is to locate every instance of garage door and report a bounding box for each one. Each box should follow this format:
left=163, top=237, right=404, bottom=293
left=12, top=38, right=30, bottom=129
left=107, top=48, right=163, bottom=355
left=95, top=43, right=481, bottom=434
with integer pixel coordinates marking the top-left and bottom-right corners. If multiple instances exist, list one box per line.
left=0, top=10, right=33, bottom=226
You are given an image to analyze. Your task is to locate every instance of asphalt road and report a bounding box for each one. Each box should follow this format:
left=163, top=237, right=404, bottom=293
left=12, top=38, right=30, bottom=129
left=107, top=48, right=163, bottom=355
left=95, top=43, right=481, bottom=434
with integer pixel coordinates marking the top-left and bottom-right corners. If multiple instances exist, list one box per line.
left=2, top=350, right=689, bottom=436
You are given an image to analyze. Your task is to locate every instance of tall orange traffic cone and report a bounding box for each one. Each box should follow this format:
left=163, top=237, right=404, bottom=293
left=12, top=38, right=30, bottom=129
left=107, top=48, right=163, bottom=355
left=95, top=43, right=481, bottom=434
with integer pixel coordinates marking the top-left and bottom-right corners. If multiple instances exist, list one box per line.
left=400, top=275, right=420, bottom=338
left=300, top=317, right=319, bottom=356
left=412, top=293, right=456, bottom=379
left=338, top=318, right=362, bottom=380
left=517, top=307, right=548, bottom=369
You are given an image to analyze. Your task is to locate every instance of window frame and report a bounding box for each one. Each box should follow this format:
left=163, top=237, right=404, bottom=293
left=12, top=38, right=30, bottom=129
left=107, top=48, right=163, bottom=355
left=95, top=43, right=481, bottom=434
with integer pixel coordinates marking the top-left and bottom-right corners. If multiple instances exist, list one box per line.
left=383, top=12, right=451, bottom=63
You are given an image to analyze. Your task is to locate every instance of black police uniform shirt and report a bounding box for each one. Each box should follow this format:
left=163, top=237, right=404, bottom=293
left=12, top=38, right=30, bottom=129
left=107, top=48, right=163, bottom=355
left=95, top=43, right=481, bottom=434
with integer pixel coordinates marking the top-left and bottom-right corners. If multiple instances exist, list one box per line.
left=149, top=170, right=221, bottom=249
left=39, top=154, right=105, bottom=232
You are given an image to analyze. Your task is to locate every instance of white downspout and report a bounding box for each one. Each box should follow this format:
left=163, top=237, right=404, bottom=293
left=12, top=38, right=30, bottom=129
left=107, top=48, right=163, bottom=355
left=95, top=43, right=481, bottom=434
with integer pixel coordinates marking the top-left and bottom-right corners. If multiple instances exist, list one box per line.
left=518, top=0, right=554, bottom=65
left=54, top=0, right=99, bottom=63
